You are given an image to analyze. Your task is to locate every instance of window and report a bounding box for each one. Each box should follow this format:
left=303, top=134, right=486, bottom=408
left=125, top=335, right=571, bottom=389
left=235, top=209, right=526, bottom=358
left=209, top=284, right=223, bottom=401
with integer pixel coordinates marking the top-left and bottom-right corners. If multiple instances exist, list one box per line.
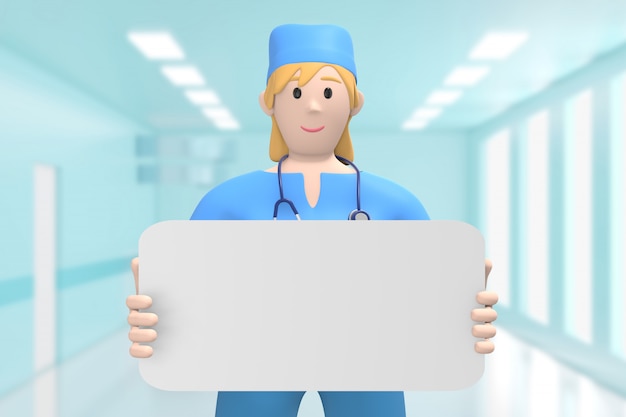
left=563, top=90, right=593, bottom=344
left=523, top=111, right=550, bottom=324
left=610, top=74, right=626, bottom=358
left=483, top=130, right=511, bottom=306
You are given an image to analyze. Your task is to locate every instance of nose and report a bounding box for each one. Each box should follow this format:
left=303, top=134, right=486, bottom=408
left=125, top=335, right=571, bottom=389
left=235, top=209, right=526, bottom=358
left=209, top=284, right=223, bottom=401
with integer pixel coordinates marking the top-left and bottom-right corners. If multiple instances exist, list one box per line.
left=307, top=97, right=322, bottom=113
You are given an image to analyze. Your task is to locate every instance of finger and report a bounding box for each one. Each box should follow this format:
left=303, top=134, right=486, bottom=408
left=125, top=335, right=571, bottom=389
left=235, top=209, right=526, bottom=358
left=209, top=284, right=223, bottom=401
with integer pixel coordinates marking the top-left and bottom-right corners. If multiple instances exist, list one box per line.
left=476, top=291, right=498, bottom=306
left=475, top=340, right=495, bottom=354
left=471, top=308, right=498, bottom=323
left=472, top=324, right=497, bottom=339
left=130, top=342, right=153, bottom=358
left=126, top=295, right=153, bottom=310
left=131, top=257, right=139, bottom=295
left=485, top=259, right=493, bottom=287
left=129, top=327, right=158, bottom=343
left=128, top=310, right=159, bottom=327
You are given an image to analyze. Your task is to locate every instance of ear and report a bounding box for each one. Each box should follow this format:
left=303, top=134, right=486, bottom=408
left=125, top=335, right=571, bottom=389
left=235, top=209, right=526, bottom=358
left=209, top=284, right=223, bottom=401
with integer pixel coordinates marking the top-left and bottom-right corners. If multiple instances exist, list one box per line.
left=350, top=91, right=365, bottom=116
left=259, top=91, right=273, bottom=116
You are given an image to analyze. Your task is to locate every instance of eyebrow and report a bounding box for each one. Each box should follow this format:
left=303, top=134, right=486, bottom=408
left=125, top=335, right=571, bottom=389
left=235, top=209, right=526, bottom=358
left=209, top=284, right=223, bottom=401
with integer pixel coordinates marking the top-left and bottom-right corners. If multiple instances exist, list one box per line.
left=289, top=75, right=343, bottom=83
left=320, top=76, right=342, bottom=83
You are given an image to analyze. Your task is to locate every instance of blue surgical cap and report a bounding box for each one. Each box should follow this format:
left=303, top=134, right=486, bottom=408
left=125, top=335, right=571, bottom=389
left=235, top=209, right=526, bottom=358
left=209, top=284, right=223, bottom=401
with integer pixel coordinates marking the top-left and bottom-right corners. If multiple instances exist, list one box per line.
left=267, top=24, right=357, bottom=83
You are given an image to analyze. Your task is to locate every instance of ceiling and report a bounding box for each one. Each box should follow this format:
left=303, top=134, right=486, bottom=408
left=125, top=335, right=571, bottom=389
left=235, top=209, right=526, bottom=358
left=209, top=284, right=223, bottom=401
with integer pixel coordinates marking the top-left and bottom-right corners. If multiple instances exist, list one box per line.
left=1, top=0, right=625, bottom=135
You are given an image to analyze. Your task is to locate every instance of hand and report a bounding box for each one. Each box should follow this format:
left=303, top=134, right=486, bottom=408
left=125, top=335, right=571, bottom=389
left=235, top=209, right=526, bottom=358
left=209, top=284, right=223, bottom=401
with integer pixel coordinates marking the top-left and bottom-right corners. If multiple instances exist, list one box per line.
left=471, top=259, right=498, bottom=354
left=126, top=257, right=158, bottom=358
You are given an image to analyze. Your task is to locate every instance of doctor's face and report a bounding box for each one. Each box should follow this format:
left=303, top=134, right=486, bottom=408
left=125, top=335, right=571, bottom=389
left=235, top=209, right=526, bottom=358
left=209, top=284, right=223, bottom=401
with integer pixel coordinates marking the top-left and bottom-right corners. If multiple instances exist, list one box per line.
left=272, top=66, right=352, bottom=157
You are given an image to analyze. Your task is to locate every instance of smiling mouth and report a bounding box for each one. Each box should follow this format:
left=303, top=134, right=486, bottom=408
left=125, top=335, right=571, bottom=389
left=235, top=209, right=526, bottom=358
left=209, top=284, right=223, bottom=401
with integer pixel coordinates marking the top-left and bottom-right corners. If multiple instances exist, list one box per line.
left=300, top=125, right=325, bottom=133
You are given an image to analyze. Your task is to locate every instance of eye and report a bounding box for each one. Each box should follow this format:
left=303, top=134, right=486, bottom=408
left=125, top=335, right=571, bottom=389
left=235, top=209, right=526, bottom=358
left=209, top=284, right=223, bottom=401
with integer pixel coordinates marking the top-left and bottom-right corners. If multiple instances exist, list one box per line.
left=293, top=87, right=302, bottom=99
left=324, top=88, right=333, bottom=99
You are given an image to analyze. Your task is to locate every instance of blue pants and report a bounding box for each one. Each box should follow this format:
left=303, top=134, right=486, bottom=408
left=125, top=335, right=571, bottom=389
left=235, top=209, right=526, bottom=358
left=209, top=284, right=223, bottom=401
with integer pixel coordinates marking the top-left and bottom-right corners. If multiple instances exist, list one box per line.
left=215, top=391, right=406, bottom=417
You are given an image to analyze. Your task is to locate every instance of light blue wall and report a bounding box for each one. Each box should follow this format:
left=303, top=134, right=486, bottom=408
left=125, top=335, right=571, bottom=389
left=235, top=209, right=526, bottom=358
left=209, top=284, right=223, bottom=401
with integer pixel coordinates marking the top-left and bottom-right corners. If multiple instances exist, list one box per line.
left=355, top=131, right=469, bottom=222
left=154, top=131, right=470, bottom=223
left=0, top=46, right=155, bottom=394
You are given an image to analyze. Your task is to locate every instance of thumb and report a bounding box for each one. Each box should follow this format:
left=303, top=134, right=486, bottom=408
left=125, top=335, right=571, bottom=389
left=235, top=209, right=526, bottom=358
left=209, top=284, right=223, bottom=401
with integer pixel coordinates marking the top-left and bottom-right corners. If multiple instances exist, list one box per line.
left=484, top=259, right=493, bottom=288
left=131, top=257, right=139, bottom=295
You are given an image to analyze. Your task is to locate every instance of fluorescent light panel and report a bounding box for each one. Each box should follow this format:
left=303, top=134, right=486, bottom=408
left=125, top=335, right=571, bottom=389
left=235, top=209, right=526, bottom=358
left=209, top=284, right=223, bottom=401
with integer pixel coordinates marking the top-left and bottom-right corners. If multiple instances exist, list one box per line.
left=161, top=66, right=205, bottom=86
left=202, top=107, right=232, bottom=119
left=202, top=107, right=240, bottom=130
left=214, top=119, right=241, bottom=130
left=411, top=107, right=442, bottom=120
left=426, top=90, right=463, bottom=105
left=402, top=119, right=428, bottom=131
left=128, top=31, right=185, bottom=60
left=444, top=66, right=491, bottom=86
left=470, top=32, right=529, bottom=60
left=185, top=90, right=221, bottom=105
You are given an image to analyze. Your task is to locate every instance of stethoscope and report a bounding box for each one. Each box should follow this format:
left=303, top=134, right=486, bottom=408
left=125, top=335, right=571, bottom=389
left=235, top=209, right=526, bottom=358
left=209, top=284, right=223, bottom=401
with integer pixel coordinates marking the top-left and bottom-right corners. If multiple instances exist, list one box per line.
left=273, top=154, right=370, bottom=221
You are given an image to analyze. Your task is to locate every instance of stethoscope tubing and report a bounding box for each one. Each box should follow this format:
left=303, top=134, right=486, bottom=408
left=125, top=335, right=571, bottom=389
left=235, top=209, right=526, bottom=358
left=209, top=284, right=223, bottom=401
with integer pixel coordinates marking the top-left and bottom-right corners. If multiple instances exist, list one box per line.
left=273, top=154, right=368, bottom=220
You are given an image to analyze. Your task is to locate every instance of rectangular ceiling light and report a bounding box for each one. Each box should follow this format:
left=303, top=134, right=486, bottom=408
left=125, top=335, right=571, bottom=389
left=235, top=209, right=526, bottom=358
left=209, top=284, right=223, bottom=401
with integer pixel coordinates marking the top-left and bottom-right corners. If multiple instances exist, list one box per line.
left=128, top=31, right=185, bottom=60
left=185, top=90, right=221, bottom=106
left=444, top=66, right=491, bottom=87
left=202, top=107, right=241, bottom=130
left=214, top=118, right=241, bottom=130
left=411, top=108, right=442, bottom=120
left=402, top=119, right=428, bottom=131
left=469, top=32, right=529, bottom=60
left=161, top=66, right=205, bottom=86
left=426, top=90, right=463, bottom=106
left=202, top=107, right=231, bottom=120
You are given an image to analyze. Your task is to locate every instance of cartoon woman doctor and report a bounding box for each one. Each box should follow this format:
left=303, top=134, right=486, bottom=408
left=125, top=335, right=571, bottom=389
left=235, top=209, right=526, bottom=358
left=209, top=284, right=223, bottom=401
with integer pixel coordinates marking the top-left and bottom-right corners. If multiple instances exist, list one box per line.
left=127, top=24, right=498, bottom=417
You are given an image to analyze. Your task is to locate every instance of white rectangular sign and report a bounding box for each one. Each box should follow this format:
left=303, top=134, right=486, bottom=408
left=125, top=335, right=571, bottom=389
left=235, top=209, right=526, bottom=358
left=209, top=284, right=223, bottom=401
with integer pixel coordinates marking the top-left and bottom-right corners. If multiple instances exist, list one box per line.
left=137, top=220, right=485, bottom=391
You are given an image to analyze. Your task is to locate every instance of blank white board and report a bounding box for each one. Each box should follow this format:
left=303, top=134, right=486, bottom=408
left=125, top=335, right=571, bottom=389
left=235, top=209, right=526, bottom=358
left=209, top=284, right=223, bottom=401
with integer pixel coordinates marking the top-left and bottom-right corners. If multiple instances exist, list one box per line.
left=137, top=220, right=485, bottom=391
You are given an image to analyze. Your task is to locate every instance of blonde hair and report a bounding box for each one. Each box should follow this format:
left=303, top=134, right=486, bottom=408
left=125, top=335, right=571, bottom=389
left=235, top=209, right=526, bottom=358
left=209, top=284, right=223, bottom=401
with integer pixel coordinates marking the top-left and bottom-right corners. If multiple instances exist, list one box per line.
left=263, top=62, right=359, bottom=162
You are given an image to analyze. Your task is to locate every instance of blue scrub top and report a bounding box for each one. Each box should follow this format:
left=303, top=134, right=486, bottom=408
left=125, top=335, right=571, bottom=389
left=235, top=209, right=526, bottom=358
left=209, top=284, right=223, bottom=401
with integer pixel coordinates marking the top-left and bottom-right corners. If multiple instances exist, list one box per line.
left=190, top=171, right=429, bottom=221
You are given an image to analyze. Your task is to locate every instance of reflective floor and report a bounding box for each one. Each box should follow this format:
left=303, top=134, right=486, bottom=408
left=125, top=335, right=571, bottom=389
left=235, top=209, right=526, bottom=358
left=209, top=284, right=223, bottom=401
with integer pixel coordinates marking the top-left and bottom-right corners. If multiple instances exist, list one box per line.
left=1, top=328, right=625, bottom=417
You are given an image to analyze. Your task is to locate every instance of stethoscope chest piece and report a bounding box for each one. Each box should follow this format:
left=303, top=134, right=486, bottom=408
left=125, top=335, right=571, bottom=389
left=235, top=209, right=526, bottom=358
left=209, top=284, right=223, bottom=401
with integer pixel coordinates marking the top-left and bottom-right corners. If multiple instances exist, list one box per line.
left=349, top=209, right=370, bottom=220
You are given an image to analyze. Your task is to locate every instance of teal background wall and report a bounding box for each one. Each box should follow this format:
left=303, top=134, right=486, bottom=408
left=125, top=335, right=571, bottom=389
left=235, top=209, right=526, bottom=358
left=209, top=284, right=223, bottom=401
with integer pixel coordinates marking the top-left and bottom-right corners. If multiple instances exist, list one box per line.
left=0, top=45, right=154, bottom=394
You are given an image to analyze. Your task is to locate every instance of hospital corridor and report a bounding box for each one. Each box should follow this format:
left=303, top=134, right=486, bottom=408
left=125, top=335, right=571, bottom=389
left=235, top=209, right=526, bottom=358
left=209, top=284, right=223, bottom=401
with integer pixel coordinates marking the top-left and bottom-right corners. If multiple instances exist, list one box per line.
left=1, top=1, right=625, bottom=416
